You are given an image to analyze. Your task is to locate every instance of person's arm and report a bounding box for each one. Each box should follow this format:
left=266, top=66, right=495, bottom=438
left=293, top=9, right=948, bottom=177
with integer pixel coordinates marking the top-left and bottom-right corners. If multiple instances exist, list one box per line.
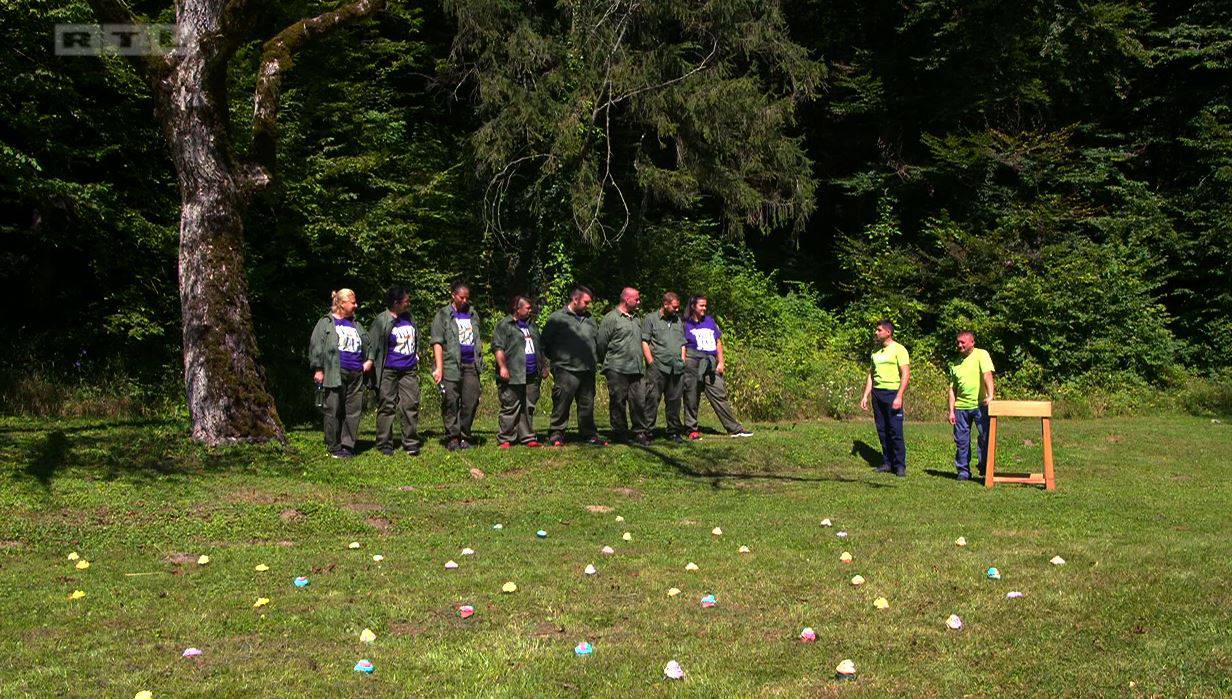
left=595, top=317, right=610, bottom=365
left=681, top=344, right=687, bottom=362
left=892, top=365, right=910, bottom=410
left=715, top=339, right=726, bottom=375
left=495, top=348, right=510, bottom=381
left=432, top=344, right=444, bottom=384
left=948, top=385, right=957, bottom=425
left=310, top=320, right=326, bottom=383
left=982, top=371, right=995, bottom=405
left=860, top=373, right=872, bottom=411
left=642, top=340, right=655, bottom=367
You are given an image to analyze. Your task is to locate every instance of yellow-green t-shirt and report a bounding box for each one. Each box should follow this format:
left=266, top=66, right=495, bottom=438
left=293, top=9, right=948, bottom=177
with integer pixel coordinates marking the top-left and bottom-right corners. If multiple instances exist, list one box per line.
left=949, top=348, right=995, bottom=410
left=870, top=341, right=910, bottom=390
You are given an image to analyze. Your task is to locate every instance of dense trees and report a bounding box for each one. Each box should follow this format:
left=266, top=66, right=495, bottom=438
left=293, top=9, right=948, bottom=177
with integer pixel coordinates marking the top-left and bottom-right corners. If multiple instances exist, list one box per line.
left=2, top=1, right=1229, bottom=423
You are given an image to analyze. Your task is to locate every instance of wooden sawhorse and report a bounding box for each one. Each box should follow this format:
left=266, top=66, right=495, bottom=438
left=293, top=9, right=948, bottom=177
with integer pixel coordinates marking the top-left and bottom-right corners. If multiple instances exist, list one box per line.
left=984, top=400, right=1056, bottom=491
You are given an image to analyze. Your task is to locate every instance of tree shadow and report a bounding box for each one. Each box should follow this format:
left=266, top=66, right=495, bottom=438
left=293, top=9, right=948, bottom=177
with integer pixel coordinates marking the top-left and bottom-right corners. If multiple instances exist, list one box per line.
left=628, top=442, right=893, bottom=490
left=850, top=440, right=883, bottom=469
left=25, top=429, right=70, bottom=487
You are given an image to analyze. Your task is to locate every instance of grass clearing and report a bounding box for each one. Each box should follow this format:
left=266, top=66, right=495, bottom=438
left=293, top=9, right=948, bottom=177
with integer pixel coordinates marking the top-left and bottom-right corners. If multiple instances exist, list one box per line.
left=1, top=414, right=1230, bottom=696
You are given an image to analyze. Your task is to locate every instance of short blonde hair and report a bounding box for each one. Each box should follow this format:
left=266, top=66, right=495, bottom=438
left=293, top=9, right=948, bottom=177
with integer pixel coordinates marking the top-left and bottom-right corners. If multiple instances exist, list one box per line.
left=331, top=288, right=356, bottom=314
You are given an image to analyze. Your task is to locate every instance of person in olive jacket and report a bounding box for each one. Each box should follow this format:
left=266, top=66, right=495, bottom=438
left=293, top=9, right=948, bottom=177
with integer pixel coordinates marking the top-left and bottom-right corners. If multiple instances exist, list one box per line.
left=430, top=281, right=483, bottom=450
left=540, top=285, right=606, bottom=447
left=491, top=294, right=548, bottom=448
left=367, top=286, right=422, bottom=456
left=597, top=287, right=650, bottom=445
left=309, top=288, right=372, bottom=458
left=641, top=291, right=687, bottom=442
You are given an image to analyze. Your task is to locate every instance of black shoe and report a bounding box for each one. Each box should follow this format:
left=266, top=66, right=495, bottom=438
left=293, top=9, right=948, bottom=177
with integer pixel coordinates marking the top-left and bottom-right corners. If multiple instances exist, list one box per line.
left=670, top=433, right=684, bottom=443
left=458, top=439, right=472, bottom=450
left=874, top=464, right=893, bottom=473
left=445, top=439, right=460, bottom=452
left=379, top=446, right=396, bottom=456
left=636, top=434, right=653, bottom=446
left=893, top=469, right=906, bottom=477
left=584, top=436, right=609, bottom=447
left=404, top=447, right=421, bottom=456
left=956, top=472, right=971, bottom=481
left=335, top=447, right=354, bottom=459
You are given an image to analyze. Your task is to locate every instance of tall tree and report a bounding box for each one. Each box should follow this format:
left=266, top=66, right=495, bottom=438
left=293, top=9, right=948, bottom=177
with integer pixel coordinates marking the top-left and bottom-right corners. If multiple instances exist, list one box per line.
left=85, top=0, right=384, bottom=443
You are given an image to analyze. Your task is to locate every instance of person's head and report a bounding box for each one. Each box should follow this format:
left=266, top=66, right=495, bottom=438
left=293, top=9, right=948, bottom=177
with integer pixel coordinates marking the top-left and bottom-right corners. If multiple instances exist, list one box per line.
left=874, top=319, right=894, bottom=344
left=687, top=295, right=708, bottom=320
left=568, top=285, right=593, bottom=314
left=619, top=287, right=640, bottom=312
left=385, top=286, right=409, bottom=314
left=956, top=330, right=975, bottom=355
left=450, top=281, right=471, bottom=312
left=661, top=291, right=680, bottom=315
left=511, top=294, right=534, bottom=321
left=331, top=288, right=357, bottom=318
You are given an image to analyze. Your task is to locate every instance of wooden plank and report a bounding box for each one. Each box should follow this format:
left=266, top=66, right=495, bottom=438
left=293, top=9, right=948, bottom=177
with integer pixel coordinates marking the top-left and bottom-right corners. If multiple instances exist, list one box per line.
left=988, top=400, right=1052, bottom=417
left=993, top=474, right=1045, bottom=484
left=1042, top=417, right=1056, bottom=491
left=984, top=416, right=997, bottom=488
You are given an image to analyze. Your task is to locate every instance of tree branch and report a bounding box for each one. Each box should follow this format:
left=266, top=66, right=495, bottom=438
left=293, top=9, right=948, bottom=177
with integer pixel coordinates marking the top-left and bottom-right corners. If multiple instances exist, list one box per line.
left=246, top=0, right=385, bottom=192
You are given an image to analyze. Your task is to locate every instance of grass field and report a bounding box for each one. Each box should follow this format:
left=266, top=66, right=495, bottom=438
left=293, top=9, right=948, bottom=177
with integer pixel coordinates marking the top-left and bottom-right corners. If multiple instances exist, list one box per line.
left=1, top=413, right=1229, bottom=696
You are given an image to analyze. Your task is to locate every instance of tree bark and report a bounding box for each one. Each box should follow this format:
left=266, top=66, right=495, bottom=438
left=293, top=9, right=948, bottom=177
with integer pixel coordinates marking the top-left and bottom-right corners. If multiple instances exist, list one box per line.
left=159, top=0, right=285, bottom=444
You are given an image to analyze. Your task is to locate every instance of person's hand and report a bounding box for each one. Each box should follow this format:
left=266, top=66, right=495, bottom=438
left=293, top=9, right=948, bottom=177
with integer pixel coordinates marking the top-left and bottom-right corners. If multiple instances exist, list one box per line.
left=540, top=366, right=550, bottom=379
left=859, top=395, right=869, bottom=412
left=716, top=361, right=725, bottom=375
left=892, top=395, right=903, bottom=411
left=983, top=394, right=993, bottom=405
left=948, top=410, right=957, bottom=426
left=432, top=367, right=443, bottom=384
left=362, top=360, right=374, bottom=373
left=499, top=366, right=510, bottom=381
left=313, top=370, right=324, bottom=384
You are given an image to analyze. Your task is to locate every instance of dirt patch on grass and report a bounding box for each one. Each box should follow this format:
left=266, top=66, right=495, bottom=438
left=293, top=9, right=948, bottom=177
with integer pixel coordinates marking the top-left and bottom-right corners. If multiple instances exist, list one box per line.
left=585, top=505, right=613, bottom=513
left=469, top=467, right=486, bottom=479
left=279, top=508, right=303, bottom=522
left=365, top=517, right=394, bottom=532
left=0, top=540, right=21, bottom=549
left=531, top=621, right=566, bottom=637
left=164, top=552, right=197, bottom=565
left=227, top=488, right=285, bottom=505
left=500, top=467, right=530, bottom=478
left=1107, top=434, right=1125, bottom=444
left=389, top=620, right=426, bottom=637
left=609, top=487, right=642, bottom=499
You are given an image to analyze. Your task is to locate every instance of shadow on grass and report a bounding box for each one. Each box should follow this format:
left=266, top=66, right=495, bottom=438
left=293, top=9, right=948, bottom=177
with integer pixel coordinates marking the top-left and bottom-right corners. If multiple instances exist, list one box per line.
left=850, top=440, right=883, bottom=469
left=630, top=442, right=893, bottom=490
left=7, top=419, right=300, bottom=489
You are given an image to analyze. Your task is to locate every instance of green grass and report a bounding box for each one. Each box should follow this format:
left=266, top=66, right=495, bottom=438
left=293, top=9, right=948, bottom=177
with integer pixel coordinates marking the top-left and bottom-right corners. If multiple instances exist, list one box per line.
left=0, top=413, right=1229, bottom=696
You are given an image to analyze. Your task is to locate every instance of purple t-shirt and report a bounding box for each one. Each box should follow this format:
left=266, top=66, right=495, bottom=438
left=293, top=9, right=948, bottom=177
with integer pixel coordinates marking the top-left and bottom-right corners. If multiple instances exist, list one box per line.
left=453, top=311, right=476, bottom=365
left=335, top=317, right=364, bottom=371
left=385, top=315, right=418, bottom=371
left=517, top=319, right=537, bottom=375
left=684, top=315, right=721, bottom=356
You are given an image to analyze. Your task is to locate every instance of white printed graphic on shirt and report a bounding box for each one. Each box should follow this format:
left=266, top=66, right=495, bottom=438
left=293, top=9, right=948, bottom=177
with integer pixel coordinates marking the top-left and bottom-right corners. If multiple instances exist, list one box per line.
left=691, top=328, right=717, bottom=352
left=520, top=326, right=536, bottom=355
left=336, top=324, right=362, bottom=353
left=391, top=324, right=416, bottom=355
left=455, top=318, right=475, bottom=346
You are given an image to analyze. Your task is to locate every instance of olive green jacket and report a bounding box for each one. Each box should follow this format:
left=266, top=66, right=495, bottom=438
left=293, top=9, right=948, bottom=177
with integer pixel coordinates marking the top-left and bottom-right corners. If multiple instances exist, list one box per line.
left=541, top=306, right=598, bottom=373
left=367, top=311, right=419, bottom=377
left=309, top=314, right=368, bottom=388
left=641, top=310, right=686, bottom=375
left=491, top=315, right=543, bottom=385
left=597, top=307, right=645, bottom=375
left=429, top=304, right=484, bottom=381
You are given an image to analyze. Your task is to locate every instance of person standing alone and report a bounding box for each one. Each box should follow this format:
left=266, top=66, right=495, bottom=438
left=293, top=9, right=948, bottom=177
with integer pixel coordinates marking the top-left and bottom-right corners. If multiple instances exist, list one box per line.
left=860, top=320, right=910, bottom=476
left=947, top=330, right=995, bottom=481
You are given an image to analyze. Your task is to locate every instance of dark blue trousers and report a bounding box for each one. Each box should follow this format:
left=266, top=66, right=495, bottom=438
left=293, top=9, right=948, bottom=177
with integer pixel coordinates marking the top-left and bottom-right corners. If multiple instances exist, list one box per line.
left=953, top=405, right=990, bottom=477
left=872, top=388, right=906, bottom=473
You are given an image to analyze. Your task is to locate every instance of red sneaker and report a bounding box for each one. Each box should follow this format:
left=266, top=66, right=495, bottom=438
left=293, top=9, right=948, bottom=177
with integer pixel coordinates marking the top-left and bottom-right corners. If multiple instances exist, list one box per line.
left=499, top=442, right=512, bottom=449
left=688, top=431, right=701, bottom=441
left=525, top=440, right=541, bottom=448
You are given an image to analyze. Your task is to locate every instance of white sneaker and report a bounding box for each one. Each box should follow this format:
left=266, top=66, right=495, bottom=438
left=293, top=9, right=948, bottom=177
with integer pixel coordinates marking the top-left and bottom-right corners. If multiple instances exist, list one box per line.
left=730, top=431, right=754, bottom=438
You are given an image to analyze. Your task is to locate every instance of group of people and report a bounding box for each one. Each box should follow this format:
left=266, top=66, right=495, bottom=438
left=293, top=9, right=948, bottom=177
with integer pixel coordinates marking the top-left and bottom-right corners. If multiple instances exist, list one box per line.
left=308, top=284, right=753, bottom=459
left=309, top=287, right=995, bottom=482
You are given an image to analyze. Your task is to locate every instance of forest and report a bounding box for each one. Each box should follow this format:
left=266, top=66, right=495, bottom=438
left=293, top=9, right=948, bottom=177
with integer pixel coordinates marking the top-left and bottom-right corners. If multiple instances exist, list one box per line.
left=3, top=0, right=1230, bottom=431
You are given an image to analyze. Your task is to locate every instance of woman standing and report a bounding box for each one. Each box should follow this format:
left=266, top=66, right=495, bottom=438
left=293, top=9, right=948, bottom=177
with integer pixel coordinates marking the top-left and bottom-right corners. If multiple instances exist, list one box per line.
left=430, top=281, right=484, bottom=450
left=309, top=288, right=372, bottom=458
left=368, top=286, right=422, bottom=456
left=681, top=295, right=753, bottom=440
left=492, top=295, right=547, bottom=448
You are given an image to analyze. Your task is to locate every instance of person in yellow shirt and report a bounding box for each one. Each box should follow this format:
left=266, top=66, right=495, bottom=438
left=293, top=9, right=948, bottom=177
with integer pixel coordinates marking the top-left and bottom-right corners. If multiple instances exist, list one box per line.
left=947, top=330, right=995, bottom=481
left=859, top=320, right=910, bottom=476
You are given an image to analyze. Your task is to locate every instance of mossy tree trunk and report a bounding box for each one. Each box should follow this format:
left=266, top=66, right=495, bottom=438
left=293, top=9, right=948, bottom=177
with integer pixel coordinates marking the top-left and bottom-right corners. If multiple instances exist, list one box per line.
left=87, top=0, right=383, bottom=445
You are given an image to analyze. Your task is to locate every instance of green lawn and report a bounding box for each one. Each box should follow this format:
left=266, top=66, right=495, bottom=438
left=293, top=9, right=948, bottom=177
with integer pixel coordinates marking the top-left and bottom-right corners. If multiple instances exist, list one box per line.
left=1, top=414, right=1229, bottom=696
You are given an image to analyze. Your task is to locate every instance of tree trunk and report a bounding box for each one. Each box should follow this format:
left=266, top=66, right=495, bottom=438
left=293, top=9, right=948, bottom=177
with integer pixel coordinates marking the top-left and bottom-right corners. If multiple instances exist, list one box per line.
left=157, top=2, right=285, bottom=444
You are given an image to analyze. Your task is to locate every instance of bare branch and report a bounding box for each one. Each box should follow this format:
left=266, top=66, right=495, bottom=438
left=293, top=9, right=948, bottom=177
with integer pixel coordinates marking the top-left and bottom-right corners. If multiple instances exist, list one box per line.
left=247, top=0, right=385, bottom=191
left=599, top=38, right=719, bottom=114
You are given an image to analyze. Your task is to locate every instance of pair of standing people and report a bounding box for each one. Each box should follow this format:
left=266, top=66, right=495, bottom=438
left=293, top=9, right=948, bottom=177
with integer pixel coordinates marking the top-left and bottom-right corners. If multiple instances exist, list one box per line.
left=859, top=321, right=996, bottom=480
